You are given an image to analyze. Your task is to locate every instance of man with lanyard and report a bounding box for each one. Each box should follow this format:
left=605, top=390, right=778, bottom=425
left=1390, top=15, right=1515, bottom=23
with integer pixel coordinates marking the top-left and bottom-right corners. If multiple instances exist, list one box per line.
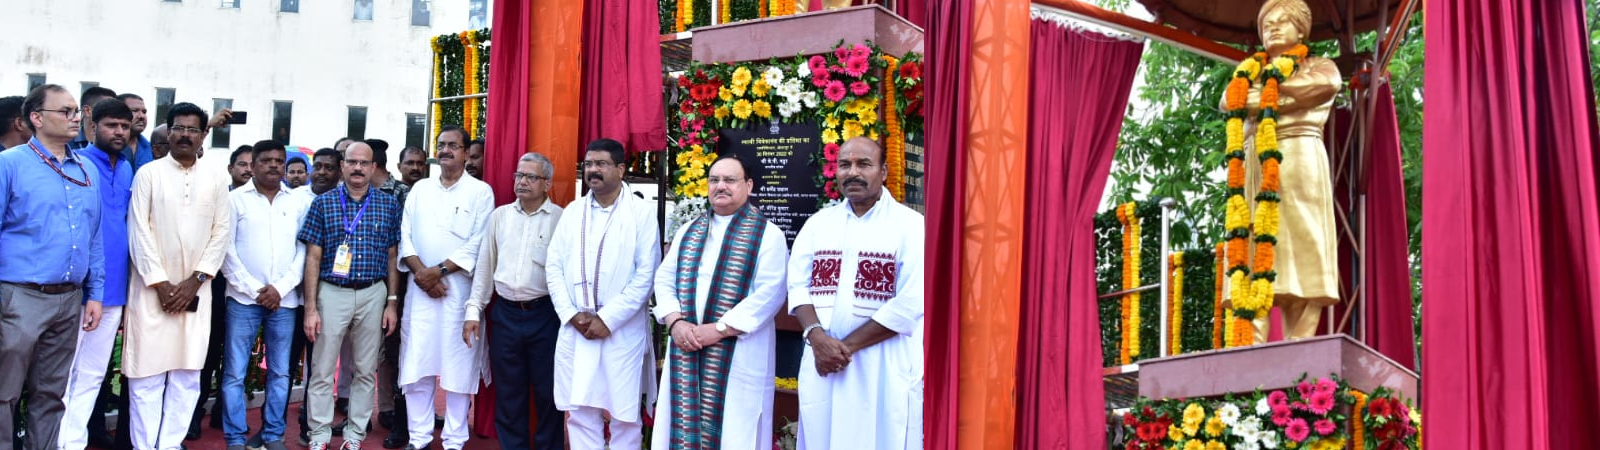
left=788, top=137, right=925, bottom=450
left=57, top=98, right=135, bottom=450
left=291, top=146, right=342, bottom=446
left=651, top=153, right=790, bottom=450
left=0, top=84, right=106, bottom=450
left=545, top=138, right=661, bottom=450
left=299, top=141, right=402, bottom=450
left=118, top=93, right=155, bottom=172
left=397, top=126, right=494, bottom=450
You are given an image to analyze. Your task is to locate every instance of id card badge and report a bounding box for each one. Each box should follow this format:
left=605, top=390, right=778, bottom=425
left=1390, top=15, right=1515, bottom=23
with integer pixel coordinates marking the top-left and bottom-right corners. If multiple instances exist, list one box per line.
left=332, top=243, right=353, bottom=278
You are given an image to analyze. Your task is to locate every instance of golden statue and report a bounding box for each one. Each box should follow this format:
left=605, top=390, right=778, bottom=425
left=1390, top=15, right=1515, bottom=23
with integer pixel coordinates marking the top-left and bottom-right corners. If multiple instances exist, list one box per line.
left=1233, top=0, right=1343, bottom=340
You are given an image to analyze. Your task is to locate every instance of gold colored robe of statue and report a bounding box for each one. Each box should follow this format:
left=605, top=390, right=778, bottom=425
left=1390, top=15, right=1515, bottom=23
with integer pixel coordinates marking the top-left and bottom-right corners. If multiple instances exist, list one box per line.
left=1244, top=56, right=1342, bottom=340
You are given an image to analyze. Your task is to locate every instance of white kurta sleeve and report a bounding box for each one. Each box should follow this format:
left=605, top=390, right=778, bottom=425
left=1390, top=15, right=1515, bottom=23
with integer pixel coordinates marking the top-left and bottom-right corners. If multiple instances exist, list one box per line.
left=595, top=204, right=662, bottom=330
left=546, top=205, right=578, bottom=325
left=651, top=223, right=691, bottom=323
left=465, top=208, right=501, bottom=322
left=196, top=180, right=235, bottom=277
left=870, top=218, right=925, bottom=336
left=221, top=196, right=266, bottom=297
left=718, top=223, right=790, bottom=337
left=446, top=188, right=496, bottom=274
left=785, top=214, right=821, bottom=314
left=397, top=186, right=420, bottom=271
left=127, top=169, right=169, bottom=286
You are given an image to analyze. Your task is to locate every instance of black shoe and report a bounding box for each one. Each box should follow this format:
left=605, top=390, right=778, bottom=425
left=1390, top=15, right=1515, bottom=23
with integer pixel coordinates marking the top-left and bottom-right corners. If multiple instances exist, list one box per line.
left=382, top=432, right=407, bottom=449
left=86, top=432, right=116, bottom=449
left=245, top=431, right=266, bottom=450
left=378, top=410, right=395, bottom=430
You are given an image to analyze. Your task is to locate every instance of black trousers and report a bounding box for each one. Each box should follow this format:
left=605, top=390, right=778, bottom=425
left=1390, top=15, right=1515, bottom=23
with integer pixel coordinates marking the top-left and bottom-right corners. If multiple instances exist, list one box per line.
left=486, top=296, right=563, bottom=450
left=193, top=278, right=229, bottom=425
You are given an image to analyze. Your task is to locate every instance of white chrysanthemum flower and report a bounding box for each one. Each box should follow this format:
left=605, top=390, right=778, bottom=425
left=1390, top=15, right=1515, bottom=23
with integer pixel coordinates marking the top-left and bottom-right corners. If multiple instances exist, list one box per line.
left=1255, top=397, right=1272, bottom=416
left=801, top=91, right=820, bottom=108
left=1235, top=440, right=1261, bottom=450
left=763, top=67, right=785, bottom=86
left=796, top=62, right=811, bottom=78
left=1233, top=417, right=1261, bottom=440
left=1259, top=431, right=1279, bottom=449
left=1217, top=403, right=1242, bottom=426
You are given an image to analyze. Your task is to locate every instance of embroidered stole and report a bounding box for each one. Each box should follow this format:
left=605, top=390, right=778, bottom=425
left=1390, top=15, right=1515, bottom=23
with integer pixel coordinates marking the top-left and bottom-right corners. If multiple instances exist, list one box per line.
left=668, top=204, right=767, bottom=450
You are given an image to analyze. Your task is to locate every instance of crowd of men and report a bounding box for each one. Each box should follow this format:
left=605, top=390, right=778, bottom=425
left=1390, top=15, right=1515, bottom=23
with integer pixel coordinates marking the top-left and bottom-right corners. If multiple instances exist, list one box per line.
left=1, top=82, right=923, bottom=450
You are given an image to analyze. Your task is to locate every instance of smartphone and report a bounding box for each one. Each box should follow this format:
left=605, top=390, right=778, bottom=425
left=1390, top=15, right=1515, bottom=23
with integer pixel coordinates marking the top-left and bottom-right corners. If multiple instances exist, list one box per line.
left=186, top=296, right=200, bottom=313
left=228, top=111, right=248, bottom=125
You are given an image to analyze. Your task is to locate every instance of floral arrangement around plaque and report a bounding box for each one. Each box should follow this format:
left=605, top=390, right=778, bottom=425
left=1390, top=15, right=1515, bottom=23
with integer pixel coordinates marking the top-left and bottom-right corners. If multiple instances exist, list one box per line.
left=664, top=0, right=799, bottom=34
left=1118, top=376, right=1422, bottom=450
left=430, top=29, right=491, bottom=150
left=665, top=41, right=924, bottom=220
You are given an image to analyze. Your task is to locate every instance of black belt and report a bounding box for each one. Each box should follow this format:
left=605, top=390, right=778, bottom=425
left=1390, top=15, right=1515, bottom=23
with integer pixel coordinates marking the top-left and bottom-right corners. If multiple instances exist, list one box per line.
left=327, top=279, right=380, bottom=290
left=7, top=282, right=80, bottom=295
left=494, top=293, right=551, bottom=310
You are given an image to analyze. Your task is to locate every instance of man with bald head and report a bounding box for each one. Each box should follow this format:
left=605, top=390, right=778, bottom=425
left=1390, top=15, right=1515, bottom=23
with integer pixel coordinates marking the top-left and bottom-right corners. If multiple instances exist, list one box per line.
left=150, top=124, right=170, bottom=161
left=788, top=137, right=925, bottom=450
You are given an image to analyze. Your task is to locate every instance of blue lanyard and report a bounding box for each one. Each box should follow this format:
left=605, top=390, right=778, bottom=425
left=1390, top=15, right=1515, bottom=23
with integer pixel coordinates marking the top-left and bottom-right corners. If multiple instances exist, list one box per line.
left=340, top=186, right=370, bottom=240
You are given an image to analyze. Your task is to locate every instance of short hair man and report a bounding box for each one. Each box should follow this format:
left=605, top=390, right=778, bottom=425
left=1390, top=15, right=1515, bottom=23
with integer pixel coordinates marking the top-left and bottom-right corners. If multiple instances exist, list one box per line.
left=397, top=125, right=495, bottom=450
left=651, top=153, right=790, bottom=450
left=219, top=140, right=313, bottom=450
left=0, top=84, right=107, bottom=450
left=229, top=145, right=255, bottom=189
left=286, top=156, right=309, bottom=188
left=545, top=138, right=662, bottom=450
left=0, top=96, right=31, bottom=149
left=123, top=102, right=236, bottom=450
left=465, top=139, right=484, bottom=180
left=56, top=98, right=136, bottom=450
left=298, top=141, right=402, bottom=450
left=398, top=146, right=429, bottom=187
left=788, top=137, right=925, bottom=450
left=307, top=148, right=344, bottom=195
left=150, top=124, right=170, bottom=161
left=464, top=152, right=564, bottom=450
left=68, top=86, right=118, bottom=151
left=118, top=93, right=155, bottom=172
left=334, top=137, right=355, bottom=155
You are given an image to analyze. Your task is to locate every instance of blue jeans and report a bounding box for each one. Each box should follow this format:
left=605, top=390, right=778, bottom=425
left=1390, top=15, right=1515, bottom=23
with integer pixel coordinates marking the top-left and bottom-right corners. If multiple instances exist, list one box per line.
left=221, top=299, right=295, bottom=445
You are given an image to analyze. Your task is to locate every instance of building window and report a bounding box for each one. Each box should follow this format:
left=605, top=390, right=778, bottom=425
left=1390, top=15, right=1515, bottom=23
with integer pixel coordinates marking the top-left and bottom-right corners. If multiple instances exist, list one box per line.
left=354, top=0, right=373, bottom=20
left=468, top=0, right=488, bottom=29
left=280, top=0, right=297, bottom=12
left=272, top=101, right=293, bottom=145
left=347, top=106, right=368, bottom=141
left=411, top=0, right=430, bottom=26
left=221, top=0, right=239, bottom=8
left=405, top=113, right=426, bottom=150
left=212, top=99, right=233, bottom=148
left=26, top=74, right=46, bottom=93
left=154, top=88, right=176, bottom=128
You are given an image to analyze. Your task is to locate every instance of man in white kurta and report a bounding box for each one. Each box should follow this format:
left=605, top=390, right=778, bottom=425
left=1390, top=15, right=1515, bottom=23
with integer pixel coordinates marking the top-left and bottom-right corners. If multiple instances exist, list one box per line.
left=651, top=155, right=789, bottom=450
left=545, top=139, right=661, bottom=450
left=124, top=104, right=235, bottom=450
left=788, top=138, right=924, bottom=450
left=396, top=127, right=494, bottom=450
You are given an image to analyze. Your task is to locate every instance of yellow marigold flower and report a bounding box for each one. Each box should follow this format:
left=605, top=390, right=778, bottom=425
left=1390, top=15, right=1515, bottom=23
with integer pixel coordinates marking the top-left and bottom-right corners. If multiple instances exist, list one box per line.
left=719, top=87, right=734, bottom=102
left=1183, top=439, right=1204, bottom=450
left=715, top=106, right=730, bottom=121
left=1205, top=441, right=1226, bottom=450
left=732, top=99, right=754, bottom=119
left=1226, top=118, right=1245, bottom=151
left=733, top=66, right=753, bottom=88
left=1204, top=416, right=1225, bottom=437
left=869, top=130, right=879, bottom=141
left=1237, top=58, right=1261, bottom=80
left=752, top=79, right=771, bottom=97
left=1183, top=403, right=1206, bottom=427
left=824, top=115, right=841, bottom=129
left=1169, top=425, right=1184, bottom=441
left=843, top=120, right=865, bottom=141
left=1274, top=57, right=1296, bottom=79
left=754, top=100, right=772, bottom=119
left=821, top=128, right=841, bottom=144
left=858, top=110, right=878, bottom=126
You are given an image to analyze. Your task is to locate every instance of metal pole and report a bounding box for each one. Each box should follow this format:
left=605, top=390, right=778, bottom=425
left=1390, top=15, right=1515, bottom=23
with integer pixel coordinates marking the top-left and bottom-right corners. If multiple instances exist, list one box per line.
left=424, top=53, right=436, bottom=156
left=1159, top=197, right=1176, bottom=358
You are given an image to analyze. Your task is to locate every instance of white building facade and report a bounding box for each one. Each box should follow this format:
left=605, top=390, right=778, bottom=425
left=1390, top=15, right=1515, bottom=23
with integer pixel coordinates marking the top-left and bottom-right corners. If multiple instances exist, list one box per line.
left=1, top=0, right=486, bottom=172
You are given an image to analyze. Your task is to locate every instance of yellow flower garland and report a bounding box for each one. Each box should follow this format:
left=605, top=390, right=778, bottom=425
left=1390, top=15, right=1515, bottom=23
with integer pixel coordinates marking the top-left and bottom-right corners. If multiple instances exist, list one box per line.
left=719, top=0, right=730, bottom=24
left=1170, top=252, right=1184, bottom=355
left=882, top=55, right=906, bottom=201
left=1213, top=242, right=1225, bottom=349
left=430, top=36, right=443, bottom=156
left=1117, top=202, right=1142, bottom=364
left=460, top=31, right=481, bottom=140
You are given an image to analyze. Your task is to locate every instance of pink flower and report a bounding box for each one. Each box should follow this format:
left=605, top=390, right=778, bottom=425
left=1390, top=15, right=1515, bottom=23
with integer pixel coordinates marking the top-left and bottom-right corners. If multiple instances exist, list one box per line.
left=1395, top=400, right=1411, bottom=420
left=823, top=161, right=837, bottom=178
left=812, top=70, right=832, bottom=88
left=845, top=55, right=871, bottom=77
left=824, top=81, right=848, bottom=102
left=1297, top=381, right=1314, bottom=397
left=1316, top=378, right=1337, bottom=395
left=809, top=55, right=829, bottom=73
left=1291, top=401, right=1306, bottom=411
left=1270, top=407, right=1293, bottom=426
left=823, top=143, right=840, bottom=161
left=835, top=46, right=852, bottom=61
left=852, top=44, right=871, bottom=61
left=1314, top=419, right=1337, bottom=436
left=1307, top=392, right=1336, bottom=415
left=1285, top=419, right=1311, bottom=442
left=1268, top=390, right=1289, bottom=407
left=824, top=180, right=840, bottom=199
left=850, top=81, right=871, bottom=96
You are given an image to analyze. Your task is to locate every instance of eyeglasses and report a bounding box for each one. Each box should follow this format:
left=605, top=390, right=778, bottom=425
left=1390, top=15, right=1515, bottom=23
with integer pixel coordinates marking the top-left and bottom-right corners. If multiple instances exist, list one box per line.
left=37, top=108, right=82, bottom=119
left=513, top=172, right=550, bottom=182
left=707, top=176, right=745, bottom=186
left=169, top=125, right=205, bottom=135
left=344, top=159, right=375, bottom=167
left=438, top=142, right=464, bottom=151
left=580, top=160, right=615, bottom=169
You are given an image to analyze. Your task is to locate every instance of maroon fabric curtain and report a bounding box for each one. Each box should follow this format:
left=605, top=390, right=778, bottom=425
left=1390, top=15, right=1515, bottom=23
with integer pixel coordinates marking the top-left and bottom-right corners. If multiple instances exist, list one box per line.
left=922, top=0, right=972, bottom=448
left=578, top=0, right=668, bottom=154
left=1422, top=0, right=1600, bottom=447
left=1361, top=81, right=1416, bottom=370
left=893, top=0, right=925, bottom=29
left=483, top=0, right=533, bottom=203
left=1015, top=20, right=1142, bottom=449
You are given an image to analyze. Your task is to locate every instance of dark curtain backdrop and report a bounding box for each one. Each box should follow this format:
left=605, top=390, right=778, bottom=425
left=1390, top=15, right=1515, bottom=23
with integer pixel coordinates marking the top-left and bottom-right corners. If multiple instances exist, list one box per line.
left=922, top=0, right=971, bottom=448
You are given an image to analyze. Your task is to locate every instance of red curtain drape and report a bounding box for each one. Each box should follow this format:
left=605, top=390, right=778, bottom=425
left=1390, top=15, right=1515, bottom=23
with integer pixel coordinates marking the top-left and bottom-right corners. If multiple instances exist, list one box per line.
left=579, top=0, right=667, bottom=155
left=1015, top=19, right=1142, bottom=449
left=922, top=0, right=971, bottom=448
left=893, top=0, right=925, bottom=29
left=1361, top=81, right=1416, bottom=370
left=1422, top=0, right=1600, bottom=447
left=483, top=0, right=533, bottom=203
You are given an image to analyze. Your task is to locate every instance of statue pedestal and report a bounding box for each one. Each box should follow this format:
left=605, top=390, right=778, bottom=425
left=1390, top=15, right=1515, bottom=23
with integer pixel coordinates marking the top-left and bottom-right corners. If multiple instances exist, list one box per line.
left=691, top=4, right=924, bottom=64
left=1138, top=334, right=1419, bottom=401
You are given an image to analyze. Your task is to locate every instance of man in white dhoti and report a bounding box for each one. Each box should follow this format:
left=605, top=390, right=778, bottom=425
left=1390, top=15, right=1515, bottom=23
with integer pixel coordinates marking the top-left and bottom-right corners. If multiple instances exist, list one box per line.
left=651, top=154, right=789, bottom=450
left=545, top=138, right=661, bottom=450
left=124, top=102, right=235, bottom=450
left=397, top=126, right=494, bottom=450
left=788, top=137, right=925, bottom=450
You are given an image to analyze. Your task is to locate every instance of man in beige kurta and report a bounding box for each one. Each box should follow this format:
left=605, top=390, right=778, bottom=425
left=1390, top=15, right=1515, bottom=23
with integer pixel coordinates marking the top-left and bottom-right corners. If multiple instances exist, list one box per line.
left=123, top=102, right=234, bottom=450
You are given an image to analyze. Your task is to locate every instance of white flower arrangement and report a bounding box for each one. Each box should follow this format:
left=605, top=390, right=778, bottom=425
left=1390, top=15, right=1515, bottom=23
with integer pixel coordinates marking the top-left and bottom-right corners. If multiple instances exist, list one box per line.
left=667, top=197, right=708, bottom=238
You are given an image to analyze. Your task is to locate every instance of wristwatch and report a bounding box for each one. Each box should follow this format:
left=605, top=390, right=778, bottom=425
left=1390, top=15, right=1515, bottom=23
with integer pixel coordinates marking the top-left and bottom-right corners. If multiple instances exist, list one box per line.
left=802, top=324, right=826, bottom=345
left=437, top=262, right=452, bottom=275
left=196, top=273, right=212, bottom=283
left=715, top=322, right=729, bottom=335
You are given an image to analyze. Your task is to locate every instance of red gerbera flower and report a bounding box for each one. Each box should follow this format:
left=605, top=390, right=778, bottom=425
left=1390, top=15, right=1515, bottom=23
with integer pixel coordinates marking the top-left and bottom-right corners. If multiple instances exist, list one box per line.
left=899, top=61, right=922, bottom=79
left=824, top=80, right=848, bottom=103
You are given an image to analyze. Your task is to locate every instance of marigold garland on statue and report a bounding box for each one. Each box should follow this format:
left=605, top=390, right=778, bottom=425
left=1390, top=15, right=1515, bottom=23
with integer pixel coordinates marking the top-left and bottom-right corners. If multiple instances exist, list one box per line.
left=1213, top=242, right=1225, bottom=349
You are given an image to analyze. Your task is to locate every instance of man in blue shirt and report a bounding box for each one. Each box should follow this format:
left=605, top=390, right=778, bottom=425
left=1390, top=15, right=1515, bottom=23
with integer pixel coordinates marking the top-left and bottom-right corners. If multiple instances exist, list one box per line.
left=119, top=93, right=155, bottom=173
left=57, top=98, right=135, bottom=450
left=0, top=96, right=31, bottom=149
left=67, top=87, right=117, bottom=152
left=0, top=83, right=107, bottom=450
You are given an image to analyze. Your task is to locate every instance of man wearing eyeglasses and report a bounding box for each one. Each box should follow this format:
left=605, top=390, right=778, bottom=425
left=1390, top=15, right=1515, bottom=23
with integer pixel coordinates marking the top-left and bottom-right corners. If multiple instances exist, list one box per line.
left=123, top=102, right=236, bottom=450
left=545, top=138, right=661, bottom=450
left=462, top=152, right=564, bottom=450
left=299, top=141, right=402, bottom=450
left=0, top=83, right=106, bottom=450
left=394, top=126, right=493, bottom=450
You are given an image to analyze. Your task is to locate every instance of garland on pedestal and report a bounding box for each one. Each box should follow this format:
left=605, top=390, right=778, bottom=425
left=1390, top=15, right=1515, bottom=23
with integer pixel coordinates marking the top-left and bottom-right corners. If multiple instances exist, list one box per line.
left=1213, top=242, right=1226, bottom=349
left=430, top=29, right=491, bottom=152
left=665, top=0, right=799, bottom=33
left=1169, top=252, right=1184, bottom=355
left=1116, top=202, right=1142, bottom=365
left=881, top=54, right=905, bottom=201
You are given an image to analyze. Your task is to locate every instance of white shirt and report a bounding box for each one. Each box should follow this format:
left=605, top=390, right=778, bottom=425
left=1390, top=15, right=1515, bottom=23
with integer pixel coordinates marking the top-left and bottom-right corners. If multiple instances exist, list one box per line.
left=466, top=198, right=564, bottom=322
left=221, top=181, right=312, bottom=308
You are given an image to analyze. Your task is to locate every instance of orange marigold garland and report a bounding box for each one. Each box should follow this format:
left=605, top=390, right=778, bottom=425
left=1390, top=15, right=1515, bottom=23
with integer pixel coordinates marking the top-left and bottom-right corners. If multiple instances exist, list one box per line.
left=1169, top=252, right=1184, bottom=355
left=1213, top=242, right=1225, bottom=349
left=719, top=0, right=730, bottom=24
left=1350, top=390, right=1368, bottom=450
left=759, top=0, right=768, bottom=17
left=882, top=55, right=906, bottom=200
left=1117, top=202, right=1142, bottom=364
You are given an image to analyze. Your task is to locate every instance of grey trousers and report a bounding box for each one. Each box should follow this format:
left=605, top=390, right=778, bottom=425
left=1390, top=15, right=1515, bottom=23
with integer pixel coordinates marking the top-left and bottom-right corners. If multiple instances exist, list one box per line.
left=0, top=283, right=83, bottom=450
left=306, top=282, right=386, bottom=445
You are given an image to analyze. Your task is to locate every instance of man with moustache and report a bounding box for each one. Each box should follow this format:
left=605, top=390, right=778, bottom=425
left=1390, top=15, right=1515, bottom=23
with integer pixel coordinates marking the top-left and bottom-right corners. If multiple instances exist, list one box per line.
left=463, top=152, right=564, bottom=450
left=299, top=141, right=402, bottom=450
left=397, top=126, right=494, bottom=450
left=291, top=146, right=344, bottom=445
left=651, top=153, right=789, bottom=450
left=124, top=102, right=235, bottom=450
left=0, top=96, right=31, bottom=149
left=68, top=87, right=117, bottom=152
left=464, top=139, right=484, bottom=180
left=0, top=84, right=107, bottom=450
left=57, top=98, right=135, bottom=450
left=545, top=138, right=661, bottom=450
left=287, top=156, right=310, bottom=188
left=119, top=93, right=155, bottom=172
left=228, top=145, right=255, bottom=189
left=398, top=146, right=429, bottom=187
left=220, top=141, right=312, bottom=450
left=788, top=137, right=925, bottom=450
